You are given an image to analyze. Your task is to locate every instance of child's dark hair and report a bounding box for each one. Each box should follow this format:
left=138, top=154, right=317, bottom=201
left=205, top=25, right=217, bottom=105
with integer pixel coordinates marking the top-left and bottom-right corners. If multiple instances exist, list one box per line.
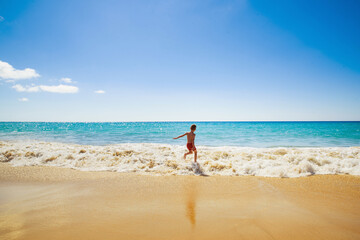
left=190, top=124, right=196, bottom=130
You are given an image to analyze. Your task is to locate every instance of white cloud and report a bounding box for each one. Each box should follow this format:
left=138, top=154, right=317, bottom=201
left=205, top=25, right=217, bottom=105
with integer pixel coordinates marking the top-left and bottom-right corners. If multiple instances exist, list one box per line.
left=12, top=84, right=26, bottom=92
left=12, top=84, right=78, bottom=94
left=18, top=97, right=29, bottom=102
left=12, top=84, right=40, bottom=92
left=0, top=60, right=40, bottom=80
left=94, top=90, right=105, bottom=94
left=60, top=77, right=72, bottom=83
left=39, top=84, right=78, bottom=93
left=0, top=16, right=4, bottom=22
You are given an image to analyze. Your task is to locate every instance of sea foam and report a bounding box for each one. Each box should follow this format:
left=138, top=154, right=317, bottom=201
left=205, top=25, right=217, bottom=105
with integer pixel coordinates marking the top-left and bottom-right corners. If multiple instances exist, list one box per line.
left=1, top=140, right=359, bottom=177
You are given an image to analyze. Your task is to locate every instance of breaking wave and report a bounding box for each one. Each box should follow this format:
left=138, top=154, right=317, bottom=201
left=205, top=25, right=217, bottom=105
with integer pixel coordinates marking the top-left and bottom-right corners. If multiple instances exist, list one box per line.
left=1, top=140, right=360, bottom=177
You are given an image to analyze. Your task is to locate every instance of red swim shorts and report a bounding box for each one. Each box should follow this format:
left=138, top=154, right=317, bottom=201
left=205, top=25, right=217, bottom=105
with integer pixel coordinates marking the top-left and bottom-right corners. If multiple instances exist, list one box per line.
left=187, top=143, right=196, bottom=151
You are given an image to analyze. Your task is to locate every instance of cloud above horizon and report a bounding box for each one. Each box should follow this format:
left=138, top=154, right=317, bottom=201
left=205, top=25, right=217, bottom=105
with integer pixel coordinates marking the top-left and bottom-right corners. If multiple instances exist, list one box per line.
left=60, top=77, right=72, bottom=83
left=18, top=97, right=29, bottom=102
left=0, top=60, right=40, bottom=80
left=12, top=84, right=79, bottom=94
left=94, top=90, right=105, bottom=94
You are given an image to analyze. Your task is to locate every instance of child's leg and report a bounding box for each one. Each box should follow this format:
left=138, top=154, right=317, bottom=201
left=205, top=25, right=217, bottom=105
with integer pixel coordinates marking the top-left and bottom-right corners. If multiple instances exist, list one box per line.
left=193, top=150, right=197, bottom=163
left=184, top=151, right=193, bottom=160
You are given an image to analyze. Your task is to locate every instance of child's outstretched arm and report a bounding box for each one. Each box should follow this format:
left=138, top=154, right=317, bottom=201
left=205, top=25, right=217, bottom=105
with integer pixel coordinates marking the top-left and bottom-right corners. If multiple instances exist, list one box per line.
left=173, top=133, right=187, bottom=139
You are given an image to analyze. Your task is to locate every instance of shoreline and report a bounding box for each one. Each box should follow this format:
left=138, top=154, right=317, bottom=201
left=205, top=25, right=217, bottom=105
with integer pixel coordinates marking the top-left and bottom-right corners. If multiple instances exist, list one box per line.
left=0, top=162, right=360, bottom=182
left=1, top=163, right=360, bottom=239
left=2, top=138, right=360, bottom=148
left=2, top=140, right=360, bottom=177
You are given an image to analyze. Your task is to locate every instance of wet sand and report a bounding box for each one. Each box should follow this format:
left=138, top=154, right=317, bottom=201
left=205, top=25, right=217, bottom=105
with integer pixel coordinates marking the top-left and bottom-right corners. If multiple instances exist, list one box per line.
left=0, top=163, right=359, bottom=240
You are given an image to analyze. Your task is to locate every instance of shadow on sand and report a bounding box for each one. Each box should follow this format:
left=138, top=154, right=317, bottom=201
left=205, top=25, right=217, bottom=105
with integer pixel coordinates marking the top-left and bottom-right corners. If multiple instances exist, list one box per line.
left=192, top=162, right=209, bottom=177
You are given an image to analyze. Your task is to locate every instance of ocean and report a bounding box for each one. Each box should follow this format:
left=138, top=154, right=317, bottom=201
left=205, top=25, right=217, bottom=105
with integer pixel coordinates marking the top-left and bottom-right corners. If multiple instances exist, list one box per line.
left=1, top=121, right=360, bottom=147
left=1, top=121, right=360, bottom=177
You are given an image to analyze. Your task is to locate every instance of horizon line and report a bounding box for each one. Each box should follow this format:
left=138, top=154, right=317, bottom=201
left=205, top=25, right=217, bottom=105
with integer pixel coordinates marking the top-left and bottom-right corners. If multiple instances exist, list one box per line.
left=0, top=120, right=359, bottom=123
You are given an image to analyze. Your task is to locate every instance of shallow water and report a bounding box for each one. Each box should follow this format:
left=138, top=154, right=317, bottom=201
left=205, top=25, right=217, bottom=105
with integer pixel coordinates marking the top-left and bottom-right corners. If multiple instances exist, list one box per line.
left=1, top=140, right=359, bottom=177
left=1, top=122, right=359, bottom=177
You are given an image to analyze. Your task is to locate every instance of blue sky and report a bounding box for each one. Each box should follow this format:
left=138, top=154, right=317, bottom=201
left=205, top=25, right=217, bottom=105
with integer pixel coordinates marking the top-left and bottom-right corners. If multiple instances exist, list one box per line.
left=0, top=0, right=359, bottom=121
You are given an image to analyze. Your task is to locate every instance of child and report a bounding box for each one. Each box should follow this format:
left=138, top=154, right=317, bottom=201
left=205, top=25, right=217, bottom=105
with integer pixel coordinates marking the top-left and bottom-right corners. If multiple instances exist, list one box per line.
left=173, top=124, right=197, bottom=162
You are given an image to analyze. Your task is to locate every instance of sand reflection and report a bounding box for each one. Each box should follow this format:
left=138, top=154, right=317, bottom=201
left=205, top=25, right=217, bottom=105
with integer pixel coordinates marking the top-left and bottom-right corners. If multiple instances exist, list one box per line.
left=184, top=179, right=198, bottom=228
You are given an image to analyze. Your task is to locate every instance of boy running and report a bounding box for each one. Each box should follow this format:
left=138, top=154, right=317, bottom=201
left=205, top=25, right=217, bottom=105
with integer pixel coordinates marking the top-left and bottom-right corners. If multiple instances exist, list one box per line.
left=173, top=124, right=197, bottom=162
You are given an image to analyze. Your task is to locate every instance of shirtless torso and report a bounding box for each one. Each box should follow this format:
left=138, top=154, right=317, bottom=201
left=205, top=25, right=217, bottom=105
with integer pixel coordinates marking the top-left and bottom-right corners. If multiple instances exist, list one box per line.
left=186, top=131, right=196, bottom=144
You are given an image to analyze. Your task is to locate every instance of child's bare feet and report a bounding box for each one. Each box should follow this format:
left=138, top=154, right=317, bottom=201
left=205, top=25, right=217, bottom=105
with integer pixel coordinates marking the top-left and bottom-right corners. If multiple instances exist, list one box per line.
left=183, top=153, right=186, bottom=160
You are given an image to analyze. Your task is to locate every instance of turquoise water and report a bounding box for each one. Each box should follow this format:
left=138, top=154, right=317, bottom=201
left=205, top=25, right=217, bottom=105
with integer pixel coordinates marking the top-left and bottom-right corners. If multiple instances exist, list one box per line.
left=0, top=122, right=359, bottom=147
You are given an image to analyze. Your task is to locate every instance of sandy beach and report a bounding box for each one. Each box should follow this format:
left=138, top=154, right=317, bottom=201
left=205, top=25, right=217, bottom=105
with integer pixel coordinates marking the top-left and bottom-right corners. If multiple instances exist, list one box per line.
left=0, top=163, right=359, bottom=240
left=1, top=0, right=359, bottom=238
